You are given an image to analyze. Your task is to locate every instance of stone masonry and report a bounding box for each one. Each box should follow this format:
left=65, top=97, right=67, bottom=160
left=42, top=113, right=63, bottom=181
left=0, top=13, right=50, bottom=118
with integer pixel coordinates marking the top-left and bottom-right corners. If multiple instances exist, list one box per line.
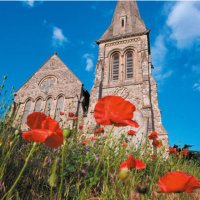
left=13, top=0, right=168, bottom=146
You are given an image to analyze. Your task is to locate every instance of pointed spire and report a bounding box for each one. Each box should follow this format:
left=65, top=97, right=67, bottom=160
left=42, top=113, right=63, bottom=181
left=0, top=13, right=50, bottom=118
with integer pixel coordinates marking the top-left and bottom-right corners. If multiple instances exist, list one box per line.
left=97, top=0, right=147, bottom=44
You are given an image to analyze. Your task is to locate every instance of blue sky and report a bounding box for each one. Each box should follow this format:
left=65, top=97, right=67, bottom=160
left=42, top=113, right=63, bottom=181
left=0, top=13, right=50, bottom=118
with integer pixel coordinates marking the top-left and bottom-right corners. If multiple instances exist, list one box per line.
left=0, top=1, right=200, bottom=150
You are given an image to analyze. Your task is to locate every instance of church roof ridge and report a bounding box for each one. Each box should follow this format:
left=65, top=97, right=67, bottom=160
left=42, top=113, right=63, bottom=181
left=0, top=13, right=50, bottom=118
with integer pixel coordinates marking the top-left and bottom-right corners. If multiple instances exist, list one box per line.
left=15, top=52, right=83, bottom=94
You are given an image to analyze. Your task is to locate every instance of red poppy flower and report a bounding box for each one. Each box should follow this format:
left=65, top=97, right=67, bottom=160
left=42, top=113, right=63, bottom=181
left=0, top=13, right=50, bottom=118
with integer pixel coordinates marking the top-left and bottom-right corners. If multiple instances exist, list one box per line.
left=22, top=112, right=63, bottom=148
left=127, top=130, right=136, bottom=136
left=151, top=154, right=157, bottom=159
left=148, top=131, right=158, bottom=140
left=88, top=136, right=98, bottom=141
left=94, top=96, right=139, bottom=127
left=82, top=140, right=88, bottom=145
left=152, top=139, right=162, bottom=148
left=120, top=155, right=146, bottom=170
left=168, top=147, right=179, bottom=155
left=79, top=125, right=83, bottom=130
left=158, top=171, right=200, bottom=193
left=60, top=111, right=64, bottom=116
left=94, top=127, right=104, bottom=134
left=182, top=149, right=189, bottom=156
left=73, top=116, right=78, bottom=121
left=68, top=112, right=75, bottom=117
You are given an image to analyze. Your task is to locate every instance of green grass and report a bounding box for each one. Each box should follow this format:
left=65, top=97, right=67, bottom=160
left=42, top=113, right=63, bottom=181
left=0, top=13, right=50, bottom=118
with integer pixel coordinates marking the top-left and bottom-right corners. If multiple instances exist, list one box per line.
left=0, top=122, right=200, bottom=200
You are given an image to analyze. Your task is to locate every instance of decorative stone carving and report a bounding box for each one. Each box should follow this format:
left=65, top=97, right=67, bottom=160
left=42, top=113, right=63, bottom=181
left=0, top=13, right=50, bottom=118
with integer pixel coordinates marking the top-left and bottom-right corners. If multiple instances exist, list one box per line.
left=105, top=38, right=140, bottom=47
left=112, top=86, right=129, bottom=99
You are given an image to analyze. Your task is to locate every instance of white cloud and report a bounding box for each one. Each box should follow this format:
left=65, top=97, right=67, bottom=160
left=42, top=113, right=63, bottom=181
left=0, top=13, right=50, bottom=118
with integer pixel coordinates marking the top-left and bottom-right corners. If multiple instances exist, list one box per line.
left=193, top=80, right=200, bottom=92
left=152, top=35, right=173, bottom=82
left=24, top=0, right=35, bottom=7
left=167, top=2, right=200, bottom=49
left=52, top=26, right=68, bottom=47
left=83, top=53, right=94, bottom=72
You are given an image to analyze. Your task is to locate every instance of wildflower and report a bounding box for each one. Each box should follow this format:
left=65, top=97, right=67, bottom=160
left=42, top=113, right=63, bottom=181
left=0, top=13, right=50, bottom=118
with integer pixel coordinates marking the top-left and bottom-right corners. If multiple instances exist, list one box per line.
left=148, top=131, right=158, bottom=140
left=182, top=149, right=189, bottom=156
left=151, top=154, right=157, bottom=159
left=168, top=147, right=179, bottom=155
left=84, top=146, right=90, bottom=154
left=68, top=112, right=74, bottom=117
left=73, top=116, right=78, bottom=120
left=88, top=136, right=98, bottom=141
left=60, top=111, right=64, bottom=115
left=94, top=96, right=139, bottom=127
left=119, top=155, right=145, bottom=181
left=158, top=170, right=200, bottom=193
left=22, top=112, right=63, bottom=148
left=94, top=127, right=104, bottom=134
left=121, top=141, right=128, bottom=147
left=79, top=125, right=83, bottom=130
left=127, top=130, right=136, bottom=136
left=82, top=140, right=88, bottom=145
left=95, top=155, right=99, bottom=161
left=120, top=155, right=146, bottom=170
left=152, top=139, right=162, bottom=148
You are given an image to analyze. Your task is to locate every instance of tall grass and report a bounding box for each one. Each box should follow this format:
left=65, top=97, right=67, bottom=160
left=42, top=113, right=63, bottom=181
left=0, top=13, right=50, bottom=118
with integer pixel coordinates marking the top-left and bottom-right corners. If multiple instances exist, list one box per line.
left=0, top=78, right=199, bottom=200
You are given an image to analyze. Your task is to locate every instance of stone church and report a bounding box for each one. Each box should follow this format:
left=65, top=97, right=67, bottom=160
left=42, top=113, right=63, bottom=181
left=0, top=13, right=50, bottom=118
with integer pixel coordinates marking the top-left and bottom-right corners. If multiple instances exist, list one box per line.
left=13, top=0, right=168, bottom=145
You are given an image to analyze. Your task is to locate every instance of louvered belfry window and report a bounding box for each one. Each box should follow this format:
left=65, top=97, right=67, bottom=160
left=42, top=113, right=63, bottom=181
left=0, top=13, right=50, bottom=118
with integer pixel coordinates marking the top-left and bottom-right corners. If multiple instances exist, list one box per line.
left=112, top=53, right=119, bottom=81
left=126, top=51, right=133, bottom=79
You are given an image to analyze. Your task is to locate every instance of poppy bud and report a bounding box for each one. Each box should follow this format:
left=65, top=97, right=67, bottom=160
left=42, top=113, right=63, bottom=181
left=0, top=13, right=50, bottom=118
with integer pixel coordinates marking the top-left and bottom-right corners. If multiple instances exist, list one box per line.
left=60, top=111, right=64, bottom=116
left=68, top=112, right=75, bottom=117
left=15, top=129, right=20, bottom=135
left=119, top=168, right=129, bottom=181
left=63, top=128, right=71, bottom=139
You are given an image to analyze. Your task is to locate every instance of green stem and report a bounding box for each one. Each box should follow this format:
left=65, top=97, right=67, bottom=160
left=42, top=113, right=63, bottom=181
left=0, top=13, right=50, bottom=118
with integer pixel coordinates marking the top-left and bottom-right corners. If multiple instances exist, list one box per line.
left=57, top=140, right=66, bottom=200
left=2, top=143, right=37, bottom=200
left=92, top=124, right=114, bottom=186
left=50, top=186, right=53, bottom=200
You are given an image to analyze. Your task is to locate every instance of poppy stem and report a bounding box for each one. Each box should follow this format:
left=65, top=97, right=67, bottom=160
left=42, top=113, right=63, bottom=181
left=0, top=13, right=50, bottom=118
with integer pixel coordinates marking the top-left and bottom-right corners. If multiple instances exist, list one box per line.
left=57, top=140, right=66, bottom=200
left=2, top=142, right=37, bottom=200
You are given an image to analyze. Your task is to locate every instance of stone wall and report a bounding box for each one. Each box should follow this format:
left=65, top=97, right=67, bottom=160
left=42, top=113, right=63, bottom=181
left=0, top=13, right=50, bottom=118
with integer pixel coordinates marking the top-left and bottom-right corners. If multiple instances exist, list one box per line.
left=14, top=53, right=83, bottom=130
left=85, top=33, right=168, bottom=146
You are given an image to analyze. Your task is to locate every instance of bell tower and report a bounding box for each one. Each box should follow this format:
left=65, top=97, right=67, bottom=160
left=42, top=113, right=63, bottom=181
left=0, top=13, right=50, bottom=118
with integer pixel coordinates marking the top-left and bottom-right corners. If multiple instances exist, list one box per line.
left=86, top=0, right=168, bottom=145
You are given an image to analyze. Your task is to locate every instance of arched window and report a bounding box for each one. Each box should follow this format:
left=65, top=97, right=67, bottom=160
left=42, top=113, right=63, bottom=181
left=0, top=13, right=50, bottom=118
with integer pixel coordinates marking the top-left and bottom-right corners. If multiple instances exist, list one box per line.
left=126, top=51, right=133, bottom=79
left=55, top=96, right=64, bottom=121
left=22, top=100, right=31, bottom=124
left=112, top=53, right=119, bottom=81
left=45, top=97, right=53, bottom=116
left=34, top=98, right=42, bottom=112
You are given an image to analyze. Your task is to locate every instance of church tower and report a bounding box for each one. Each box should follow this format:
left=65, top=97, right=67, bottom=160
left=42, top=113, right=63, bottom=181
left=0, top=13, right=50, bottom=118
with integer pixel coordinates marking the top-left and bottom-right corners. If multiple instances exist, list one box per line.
left=86, top=0, right=168, bottom=144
